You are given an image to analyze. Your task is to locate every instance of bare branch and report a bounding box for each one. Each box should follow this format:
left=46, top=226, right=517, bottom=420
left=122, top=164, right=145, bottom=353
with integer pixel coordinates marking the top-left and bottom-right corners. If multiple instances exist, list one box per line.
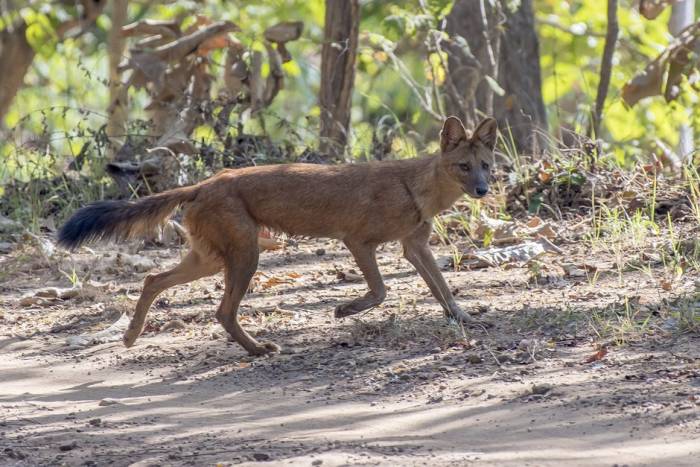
left=146, top=21, right=238, bottom=62
left=590, top=0, right=618, bottom=138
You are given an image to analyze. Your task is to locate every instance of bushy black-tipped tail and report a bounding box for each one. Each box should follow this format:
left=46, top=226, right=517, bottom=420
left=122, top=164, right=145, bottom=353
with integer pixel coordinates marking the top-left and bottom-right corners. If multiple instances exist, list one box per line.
left=57, top=187, right=197, bottom=250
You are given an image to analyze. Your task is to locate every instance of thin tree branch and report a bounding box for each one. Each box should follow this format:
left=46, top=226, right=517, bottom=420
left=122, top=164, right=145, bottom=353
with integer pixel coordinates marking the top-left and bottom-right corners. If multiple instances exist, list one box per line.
left=590, top=0, right=619, bottom=138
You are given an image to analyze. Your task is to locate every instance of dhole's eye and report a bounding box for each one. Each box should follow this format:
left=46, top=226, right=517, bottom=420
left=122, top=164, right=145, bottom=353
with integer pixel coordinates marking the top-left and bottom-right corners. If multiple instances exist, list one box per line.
left=458, top=162, right=471, bottom=172
left=482, top=161, right=490, bottom=170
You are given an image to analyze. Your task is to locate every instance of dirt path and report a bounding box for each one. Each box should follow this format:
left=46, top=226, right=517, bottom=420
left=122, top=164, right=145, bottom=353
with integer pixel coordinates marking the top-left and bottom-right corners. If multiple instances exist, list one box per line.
left=1, top=238, right=699, bottom=466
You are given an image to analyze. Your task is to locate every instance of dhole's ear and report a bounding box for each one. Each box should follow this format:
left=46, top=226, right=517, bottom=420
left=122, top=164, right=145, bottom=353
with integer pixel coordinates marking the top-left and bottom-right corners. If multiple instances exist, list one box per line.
left=440, top=116, right=468, bottom=153
left=472, top=117, right=498, bottom=150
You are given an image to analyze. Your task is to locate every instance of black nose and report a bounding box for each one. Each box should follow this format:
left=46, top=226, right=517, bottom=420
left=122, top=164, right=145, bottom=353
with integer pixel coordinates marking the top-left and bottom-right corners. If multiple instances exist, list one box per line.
left=475, top=186, right=489, bottom=197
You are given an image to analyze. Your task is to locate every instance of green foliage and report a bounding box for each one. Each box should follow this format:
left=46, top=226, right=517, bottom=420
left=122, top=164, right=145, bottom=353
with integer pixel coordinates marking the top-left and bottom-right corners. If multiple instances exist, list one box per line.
left=536, top=0, right=697, bottom=164
left=21, top=8, right=58, bottom=58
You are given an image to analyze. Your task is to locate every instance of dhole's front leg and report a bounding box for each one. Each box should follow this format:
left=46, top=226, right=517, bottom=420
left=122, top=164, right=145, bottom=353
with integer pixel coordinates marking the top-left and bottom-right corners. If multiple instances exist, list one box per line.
left=335, top=240, right=386, bottom=318
left=402, top=222, right=474, bottom=323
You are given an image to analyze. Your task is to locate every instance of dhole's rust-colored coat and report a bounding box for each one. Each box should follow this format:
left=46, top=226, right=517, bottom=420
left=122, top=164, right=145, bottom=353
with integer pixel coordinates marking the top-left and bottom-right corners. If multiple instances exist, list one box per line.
left=58, top=116, right=497, bottom=355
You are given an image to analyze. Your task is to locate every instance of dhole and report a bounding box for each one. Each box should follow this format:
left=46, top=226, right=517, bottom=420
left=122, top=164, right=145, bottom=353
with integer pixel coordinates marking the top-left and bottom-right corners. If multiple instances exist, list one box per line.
left=58, top=116, right=497, bottom=355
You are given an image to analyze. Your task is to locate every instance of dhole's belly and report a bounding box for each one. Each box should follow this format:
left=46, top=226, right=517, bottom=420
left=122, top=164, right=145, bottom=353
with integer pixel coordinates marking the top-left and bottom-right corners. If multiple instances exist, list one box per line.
left=254, top=201, right=423, bottom=243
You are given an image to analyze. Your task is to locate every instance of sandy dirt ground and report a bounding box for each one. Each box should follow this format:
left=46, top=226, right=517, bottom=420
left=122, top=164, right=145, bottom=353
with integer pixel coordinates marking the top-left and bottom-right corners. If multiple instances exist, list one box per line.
left=1, top=235, right=699, bottom=466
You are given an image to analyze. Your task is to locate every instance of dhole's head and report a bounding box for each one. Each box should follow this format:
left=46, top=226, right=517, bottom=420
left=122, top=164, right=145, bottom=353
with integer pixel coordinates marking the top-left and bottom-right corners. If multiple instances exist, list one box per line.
left=439, top=116, right=497, bottom=199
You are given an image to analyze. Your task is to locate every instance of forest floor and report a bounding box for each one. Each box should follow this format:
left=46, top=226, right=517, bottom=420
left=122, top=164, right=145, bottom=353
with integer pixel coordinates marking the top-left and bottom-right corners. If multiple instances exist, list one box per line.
left=1, top=219, right=699, bottom=466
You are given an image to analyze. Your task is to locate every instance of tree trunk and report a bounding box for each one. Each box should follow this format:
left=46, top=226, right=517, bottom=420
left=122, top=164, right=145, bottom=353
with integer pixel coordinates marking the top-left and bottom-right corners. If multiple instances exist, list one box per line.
left=669, top=0, right=695, bottom=160
left=0, top=21, right=36, bottom=125
left=590, top=0, right=619, bottom=139
left=0, top=0, right=107, bottom=125
left=106, top=0, right=129, bottom=157
left=445, top=0, right=547, bottom=153
left=319, top=0, right=359, bottom=159
left=444, top=0, right=491, bottom=131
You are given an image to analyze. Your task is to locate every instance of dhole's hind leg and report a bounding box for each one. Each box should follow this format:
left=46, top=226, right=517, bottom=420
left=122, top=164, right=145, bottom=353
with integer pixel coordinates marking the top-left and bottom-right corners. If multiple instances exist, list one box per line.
left=215, top=234, right=280, bottom=356
left=335, top=241, right=386, bottom=318
left=123, top=249, right=220, bottom=347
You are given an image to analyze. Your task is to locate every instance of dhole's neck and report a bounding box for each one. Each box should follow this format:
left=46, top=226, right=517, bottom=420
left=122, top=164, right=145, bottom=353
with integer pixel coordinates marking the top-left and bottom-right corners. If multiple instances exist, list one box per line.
left=416, top=156, right=464, bottom=218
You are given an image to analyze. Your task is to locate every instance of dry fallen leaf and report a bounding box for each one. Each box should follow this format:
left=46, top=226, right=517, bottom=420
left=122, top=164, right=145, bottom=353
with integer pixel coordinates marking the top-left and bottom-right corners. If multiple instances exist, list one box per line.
left=583, top=346, right=608, bottom=364
left=537, top=161, right=553, bottom=184
left=249, top=271, right=300, bottom=291
left=258, top=227, right=283, bottom=250
left=19, top=286, right=84, bottom=307
left=473, top=214, right=558, bottom=246
left=260, top=276, right=290, bottom=290
left=337, top=270, right=363, bottom=282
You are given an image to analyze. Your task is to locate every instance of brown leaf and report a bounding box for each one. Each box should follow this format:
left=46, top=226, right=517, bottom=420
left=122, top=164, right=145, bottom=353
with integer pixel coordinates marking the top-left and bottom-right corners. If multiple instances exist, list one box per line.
left=264, top=21, right=304, bottom=44
left=259, top=273, right=298, bottom=290
left=224, top=42, right=247, bottom=95
left=182, top=16, right=234, bottom=56
left=258, top=228, right=283, bottom=250
left=623, top=22, right=700, bottom=106
left=121, top=51, right=168, bottom=90
left=151, top=20, right=238, bottom=63
left=583, top=346, right=608, bottom=364
left=526, top=217, right=543, bottom=228
left=537, top=161, right=553, bottom=184
left=337, top=270, right=363, bottom=282
left=622, top=59, right=665, bottom=106
left=260, top=277, right=287, bottom=289
left=197, top=32, right=232, bottom=56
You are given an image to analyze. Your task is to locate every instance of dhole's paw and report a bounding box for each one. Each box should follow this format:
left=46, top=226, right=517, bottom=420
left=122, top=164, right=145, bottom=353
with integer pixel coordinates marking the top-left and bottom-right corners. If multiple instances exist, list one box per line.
left=335, top=300, right=377, bottom=318
left=248, top=341, right=281, bottom=356
left=334, top=303, right=362, bottom=318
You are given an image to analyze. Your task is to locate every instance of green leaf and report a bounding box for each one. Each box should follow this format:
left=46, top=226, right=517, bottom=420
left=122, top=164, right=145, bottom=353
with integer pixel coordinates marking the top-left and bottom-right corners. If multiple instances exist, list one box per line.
left=424, top=0, right=454, bottom=17
left=482, top=228, right=494, bottom=248
left=528, top=193, right=543, bottom=215
left=22, top=9, right=58, bottom=58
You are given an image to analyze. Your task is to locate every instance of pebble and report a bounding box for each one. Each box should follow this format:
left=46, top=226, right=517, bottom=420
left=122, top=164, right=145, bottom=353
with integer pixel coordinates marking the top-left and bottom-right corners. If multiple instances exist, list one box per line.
left=531, top=383, right=553, bottom=395
left=466, top=354, right=483, bottom=364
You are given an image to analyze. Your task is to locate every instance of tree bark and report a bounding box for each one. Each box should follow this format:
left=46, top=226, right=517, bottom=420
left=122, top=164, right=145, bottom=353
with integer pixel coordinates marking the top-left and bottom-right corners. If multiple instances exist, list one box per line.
left=0, top=0, right=107, bottom=124
left=590, top=0, right=618, bottom=139
left=445, top=0, right=547, bottom=153
left=106, top=0, right=129, bottom=156
left=444, top=0, right=489, bottom=131
left=0, top=21, right=36, bottom=125
left=319, top=0, right=359, bottom=159
left=669, top=0, right=695, bottom=160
